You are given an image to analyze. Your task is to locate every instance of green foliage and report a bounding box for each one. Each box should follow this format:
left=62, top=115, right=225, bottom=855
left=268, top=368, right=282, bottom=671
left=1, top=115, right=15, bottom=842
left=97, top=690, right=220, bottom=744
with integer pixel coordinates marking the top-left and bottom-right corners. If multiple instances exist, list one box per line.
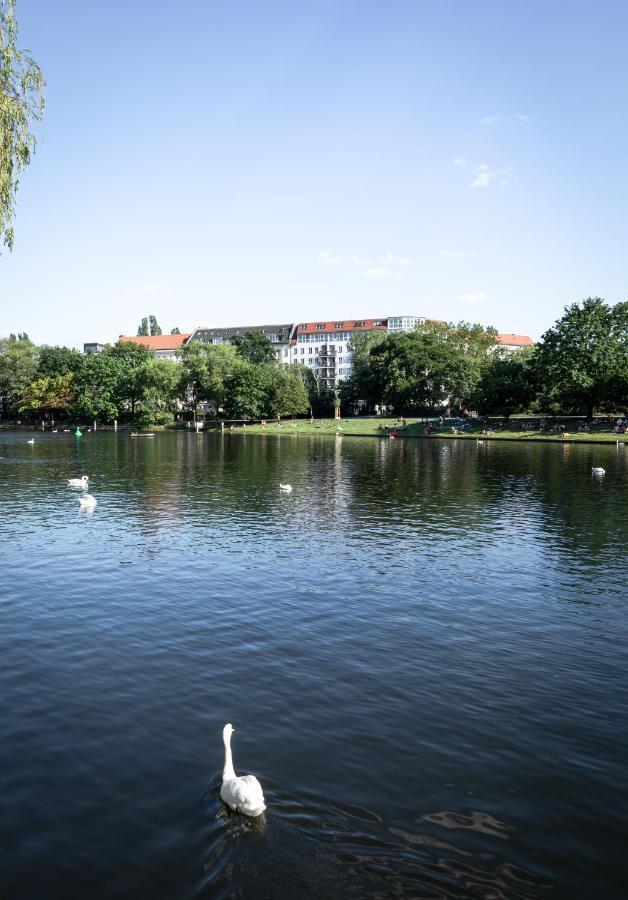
left=37, top=345, right=84, bottom=378
left=137, top=317, right=149, bottom=336
left=170, top=327, right=181, bottom=334
left=349, top=321, right=500, bottom=413
left=0, top=333, right=37, bottom=413
left=0, top=0, right=45, bottom=250
left=267, top=367, right=309, bottom=418
left=223, top=360, right=272, bottom=418
left=19, top=371, right=75, bottom=415
left=534, top=298, right=628, bottom=417
left=148, top=315, right=162, bottom=336
left=178, top=341, right=239, bottom=415
left=73, top=351, right=121, bottom=421
left=231, top=331, right=277, bottom=365
left=473, top=349, right=535, bottom=418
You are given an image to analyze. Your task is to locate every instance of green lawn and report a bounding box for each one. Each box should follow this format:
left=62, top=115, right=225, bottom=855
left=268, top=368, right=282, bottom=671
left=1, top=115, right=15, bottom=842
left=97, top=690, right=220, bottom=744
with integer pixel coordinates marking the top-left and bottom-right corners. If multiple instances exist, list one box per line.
left=206, top=417, right=624, bottom=443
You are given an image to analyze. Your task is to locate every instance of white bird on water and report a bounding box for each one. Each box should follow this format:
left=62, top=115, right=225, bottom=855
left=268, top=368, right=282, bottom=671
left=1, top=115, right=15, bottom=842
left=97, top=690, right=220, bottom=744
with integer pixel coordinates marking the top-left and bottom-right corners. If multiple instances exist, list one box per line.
left=27, top=439, right=35, bottom=444
left=591, top=467, right=605, bottom=476
left=68, top=475, right=89, bottom=488
left=220, top=723, right=266, bottom=817
left=279, top=483, right=292, bottom=492
left=78, top=493, right=97, bottom=508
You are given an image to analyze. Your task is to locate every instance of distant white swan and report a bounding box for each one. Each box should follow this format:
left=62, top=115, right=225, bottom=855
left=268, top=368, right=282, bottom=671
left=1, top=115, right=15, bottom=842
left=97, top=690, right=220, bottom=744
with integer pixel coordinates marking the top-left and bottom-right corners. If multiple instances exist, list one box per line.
left=68, top=475, right=89, bottom=488
left=78, top=493, right=97, bottom=508
left=279, top=483, right=292, bottom=492
left=27, top=439, right=35, bottom=444
left=591, top=467, right=605, bottom=476
left=220, top=723, right=266, bottom=817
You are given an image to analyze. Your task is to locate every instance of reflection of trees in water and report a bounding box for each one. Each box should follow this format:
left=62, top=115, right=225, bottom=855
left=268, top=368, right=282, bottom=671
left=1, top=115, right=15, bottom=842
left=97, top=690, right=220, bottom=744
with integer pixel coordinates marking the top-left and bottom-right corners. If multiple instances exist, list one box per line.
left=2, top=433, right=625, bottom=565
left=473, top=441, right=628, bottom=562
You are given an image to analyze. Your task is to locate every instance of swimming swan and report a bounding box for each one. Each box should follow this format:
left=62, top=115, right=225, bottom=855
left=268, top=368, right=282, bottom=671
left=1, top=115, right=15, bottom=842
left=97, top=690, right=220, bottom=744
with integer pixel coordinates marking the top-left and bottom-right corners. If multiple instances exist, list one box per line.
left=279, top=483, right=292, bottom=492
left=68, top=475, right=89, bottom=488
left=27, top=439, right=35, bottom=444
left=78, top=493, right=97, bottom=508
left=220, top=723, right=266, bottom=817
left=591, top=467, right=606, bottom=476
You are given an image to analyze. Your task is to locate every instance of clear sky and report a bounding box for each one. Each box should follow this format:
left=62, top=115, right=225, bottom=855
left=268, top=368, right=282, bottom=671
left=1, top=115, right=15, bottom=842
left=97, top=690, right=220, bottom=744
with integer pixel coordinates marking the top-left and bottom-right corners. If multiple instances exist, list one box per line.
left=2, top=0, right=627, bottom=348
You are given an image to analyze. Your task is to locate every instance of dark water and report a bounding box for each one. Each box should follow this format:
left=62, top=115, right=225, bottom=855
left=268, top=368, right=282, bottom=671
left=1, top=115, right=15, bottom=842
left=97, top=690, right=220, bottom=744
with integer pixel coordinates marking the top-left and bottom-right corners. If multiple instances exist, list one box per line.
left=1, top=432, right=626, bottom=899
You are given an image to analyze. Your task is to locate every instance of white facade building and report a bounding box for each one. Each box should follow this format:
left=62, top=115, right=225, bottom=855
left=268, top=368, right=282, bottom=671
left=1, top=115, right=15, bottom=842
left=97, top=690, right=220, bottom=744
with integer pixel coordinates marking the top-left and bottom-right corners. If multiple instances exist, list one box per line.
left=290, top=319, right=388, bottom=390
left=387, top=315, right=425, bottom=332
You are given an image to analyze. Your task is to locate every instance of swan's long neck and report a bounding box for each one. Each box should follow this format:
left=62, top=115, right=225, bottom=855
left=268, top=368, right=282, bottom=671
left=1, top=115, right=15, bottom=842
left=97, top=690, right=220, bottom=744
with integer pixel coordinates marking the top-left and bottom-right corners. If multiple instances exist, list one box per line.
left=223, top=731, right=236, bottom=780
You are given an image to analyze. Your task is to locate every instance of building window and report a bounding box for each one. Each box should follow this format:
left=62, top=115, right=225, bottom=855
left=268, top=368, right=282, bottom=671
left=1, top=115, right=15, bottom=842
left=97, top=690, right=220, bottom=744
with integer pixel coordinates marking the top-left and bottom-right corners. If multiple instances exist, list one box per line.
left=354, top=321, right=364, bottom=327
left=308, top=347, right=313, bottom=353
left=316, top=324, right=325, bottom=330
left=334, top=323, right=343, bottom=328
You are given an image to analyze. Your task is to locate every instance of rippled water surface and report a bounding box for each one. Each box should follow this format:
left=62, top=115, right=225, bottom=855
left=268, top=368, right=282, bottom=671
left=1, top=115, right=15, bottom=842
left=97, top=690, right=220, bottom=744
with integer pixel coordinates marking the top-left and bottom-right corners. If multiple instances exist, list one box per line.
left=1, top=432, right=626, bottom=899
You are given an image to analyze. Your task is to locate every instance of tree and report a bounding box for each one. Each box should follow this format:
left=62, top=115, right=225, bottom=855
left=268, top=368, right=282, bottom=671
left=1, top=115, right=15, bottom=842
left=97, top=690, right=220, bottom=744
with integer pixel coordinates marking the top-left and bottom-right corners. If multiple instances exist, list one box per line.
left=231, top=331, right=276, bottom=365
left=0, top=333, right=37, bottom=414
left=267, top=367, right=309, bottom=418
left=148, top=315, right=162, bottom=336
left=473, top=348, right=535, bottom=418
left=0, top=0, right=45, bottom=250
left=73, top=351, right=123, bottom=421
left=105, top=340, right=153, bottom=417
left=534, top=298, right=628, bottom=418
left=170, top=327, right=181, bottom=335
left=134, top=358, right=178, bottom=427
left=137, top=317, right=149, bottom=336
left=19, top=372, right=76, bottom=418
left=223, top=360, right=272, bottom=418
left=178, top=341, right=239, bottom=417
left=348, top=321, right=499, bottom=414
left=36, top=345, right=84, bottom=378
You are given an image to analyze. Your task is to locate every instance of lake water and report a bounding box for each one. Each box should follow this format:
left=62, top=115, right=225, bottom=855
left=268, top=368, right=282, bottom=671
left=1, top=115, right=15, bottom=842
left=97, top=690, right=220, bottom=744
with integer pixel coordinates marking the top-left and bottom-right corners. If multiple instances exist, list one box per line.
left=1, top=431, right=626, bottom=899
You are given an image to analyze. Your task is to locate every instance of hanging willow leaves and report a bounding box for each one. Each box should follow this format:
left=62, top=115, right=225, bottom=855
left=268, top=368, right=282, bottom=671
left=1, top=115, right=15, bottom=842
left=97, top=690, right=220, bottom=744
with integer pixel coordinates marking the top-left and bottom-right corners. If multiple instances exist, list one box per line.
left=0, top=0, right=44, bottom=250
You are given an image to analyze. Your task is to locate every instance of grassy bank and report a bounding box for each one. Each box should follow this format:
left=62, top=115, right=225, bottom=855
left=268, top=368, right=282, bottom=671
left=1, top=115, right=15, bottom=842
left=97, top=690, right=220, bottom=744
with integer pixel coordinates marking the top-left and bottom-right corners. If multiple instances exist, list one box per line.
left=206, top=417, right=624, bottom=444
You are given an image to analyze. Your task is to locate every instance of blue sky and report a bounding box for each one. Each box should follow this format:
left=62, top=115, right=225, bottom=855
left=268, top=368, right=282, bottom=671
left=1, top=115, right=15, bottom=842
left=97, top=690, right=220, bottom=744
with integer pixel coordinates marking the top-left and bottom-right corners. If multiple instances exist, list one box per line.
left=2, top=0, right=627, bottom=348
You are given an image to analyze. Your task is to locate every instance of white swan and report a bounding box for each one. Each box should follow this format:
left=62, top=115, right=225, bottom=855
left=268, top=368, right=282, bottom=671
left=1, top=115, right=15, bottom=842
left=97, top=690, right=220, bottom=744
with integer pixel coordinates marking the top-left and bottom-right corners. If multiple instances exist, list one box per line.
left=27, top=439, right=35, bottom=444
left=279, top=483, right=292, bottom=492
left=591, top=467, right=606, bottom=476
left=78, top=493, right=97, bottom=508
left=68, top=475, right=89, bottom=488
left=220, top=723, right=266, bottom=817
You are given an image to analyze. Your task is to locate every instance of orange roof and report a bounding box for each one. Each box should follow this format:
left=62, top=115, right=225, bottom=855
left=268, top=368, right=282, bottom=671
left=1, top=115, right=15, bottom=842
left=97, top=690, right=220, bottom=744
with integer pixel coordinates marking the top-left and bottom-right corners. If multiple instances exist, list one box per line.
left=496, top=333, right=534, bottom=347
left=119, top=333, right=191, bottom=351
left=296, top=318, right=387, bottom=334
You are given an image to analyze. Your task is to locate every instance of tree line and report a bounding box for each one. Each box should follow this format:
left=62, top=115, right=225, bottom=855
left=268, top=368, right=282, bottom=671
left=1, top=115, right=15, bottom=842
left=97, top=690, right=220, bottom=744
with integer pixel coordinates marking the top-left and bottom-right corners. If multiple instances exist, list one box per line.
left=0, top=329, right=317, bottom=427
left=0, top=298, right=626, bottom=426
left=341, top=298, right=627, bottom=419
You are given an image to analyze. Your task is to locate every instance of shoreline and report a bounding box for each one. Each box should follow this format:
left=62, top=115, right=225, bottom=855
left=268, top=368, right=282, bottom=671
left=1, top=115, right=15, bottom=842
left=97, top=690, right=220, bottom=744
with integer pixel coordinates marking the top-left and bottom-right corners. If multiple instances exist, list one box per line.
left=206, top=422, right=624, bottom=446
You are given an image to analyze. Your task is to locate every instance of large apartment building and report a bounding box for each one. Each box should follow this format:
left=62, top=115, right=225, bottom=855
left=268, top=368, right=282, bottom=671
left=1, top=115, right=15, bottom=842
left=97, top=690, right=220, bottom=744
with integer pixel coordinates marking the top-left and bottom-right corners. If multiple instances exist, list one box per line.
left=188, top=324, right=294, bottom=365
left=288, top=318, right=386, bottom=389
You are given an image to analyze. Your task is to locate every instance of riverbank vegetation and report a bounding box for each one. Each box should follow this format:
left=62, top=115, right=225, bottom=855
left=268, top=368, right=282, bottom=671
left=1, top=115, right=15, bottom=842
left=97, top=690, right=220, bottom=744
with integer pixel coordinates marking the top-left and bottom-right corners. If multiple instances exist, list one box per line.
left=0, top=298, right=626, bottom=428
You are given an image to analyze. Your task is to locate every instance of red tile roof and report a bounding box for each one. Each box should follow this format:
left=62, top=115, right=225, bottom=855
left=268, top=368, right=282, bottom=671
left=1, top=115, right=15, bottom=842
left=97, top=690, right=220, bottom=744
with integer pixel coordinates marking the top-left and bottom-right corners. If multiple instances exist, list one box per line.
left=496, top=333, right=534, bottom=347
left=295, top=318, right=387, bottom=334
left=119, top=333, right=191, bottom=351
